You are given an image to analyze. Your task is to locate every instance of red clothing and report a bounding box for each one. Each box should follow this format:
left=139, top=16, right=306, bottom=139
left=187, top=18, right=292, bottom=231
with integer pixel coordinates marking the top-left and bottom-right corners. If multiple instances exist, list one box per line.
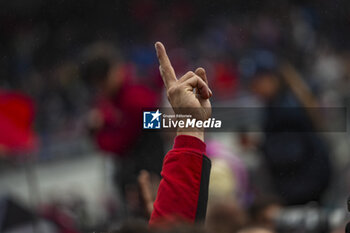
left=0, top=90, right=38, bottom=155
left=149, top=135, right=211, bottom=225
left=95, top=84, right=158, bottom=156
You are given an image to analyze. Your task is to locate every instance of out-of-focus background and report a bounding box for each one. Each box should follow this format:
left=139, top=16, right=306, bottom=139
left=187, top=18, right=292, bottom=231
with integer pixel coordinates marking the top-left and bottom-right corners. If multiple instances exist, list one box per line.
left=0, top=0, right=350, bottom=232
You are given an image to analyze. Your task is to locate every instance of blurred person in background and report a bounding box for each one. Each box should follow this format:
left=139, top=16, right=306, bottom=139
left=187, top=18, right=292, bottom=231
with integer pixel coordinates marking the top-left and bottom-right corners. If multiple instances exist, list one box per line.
left=242, top=50, right=332, bottom=205
left=80, top=41, right=164, bottom=217
left=0, top=90, right=38, bottom=156
left=206, top=139, right=250, bottom=206
left=204, top=139, right=250, bottom=233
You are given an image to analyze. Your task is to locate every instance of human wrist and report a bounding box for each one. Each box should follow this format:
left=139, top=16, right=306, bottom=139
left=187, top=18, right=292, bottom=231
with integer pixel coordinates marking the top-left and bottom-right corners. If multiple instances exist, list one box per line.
left=176, top=128, right=204, bottom=142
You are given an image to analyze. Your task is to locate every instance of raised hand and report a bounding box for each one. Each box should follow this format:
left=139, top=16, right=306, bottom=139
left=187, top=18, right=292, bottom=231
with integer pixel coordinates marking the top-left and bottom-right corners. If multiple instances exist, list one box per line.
left=155, top=42, right=212, bottom=141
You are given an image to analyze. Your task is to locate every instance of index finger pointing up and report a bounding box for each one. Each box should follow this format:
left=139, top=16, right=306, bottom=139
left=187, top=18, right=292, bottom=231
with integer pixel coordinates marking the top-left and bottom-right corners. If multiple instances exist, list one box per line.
left=155, top=42, right=177, bottom=88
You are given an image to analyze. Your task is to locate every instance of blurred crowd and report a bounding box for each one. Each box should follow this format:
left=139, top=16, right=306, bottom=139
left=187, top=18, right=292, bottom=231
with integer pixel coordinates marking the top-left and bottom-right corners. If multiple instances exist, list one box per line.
left=1, top=0, right=350, bottom=232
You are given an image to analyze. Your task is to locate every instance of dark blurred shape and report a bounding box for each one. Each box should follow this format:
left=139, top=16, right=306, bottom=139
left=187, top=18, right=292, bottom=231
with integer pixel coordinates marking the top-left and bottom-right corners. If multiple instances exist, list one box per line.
left=110, top=220, right=151, bottom=233
left=261, top=91, right=331, bottom=204
left=245, top=56, right=332, bottom=205
left=239, top=50, right=278, bottom=83
left=110, top=220, right=207, bottom=233
left=80, top=41, right=121, bottom=88
left=81, top=57, right=111, bottom=86
left=240, top=50, right=282, bottom=101
left=0, top=197, right=67, bottom=232
left=0, top=197, right=36, bottom=231
left=262, top=132, right=331, bottom=204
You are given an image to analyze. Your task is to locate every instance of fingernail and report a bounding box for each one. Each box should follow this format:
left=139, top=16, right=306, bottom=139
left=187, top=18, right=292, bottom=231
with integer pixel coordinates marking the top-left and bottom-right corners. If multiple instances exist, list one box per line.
left=155, top=41, right=161, bottom=49
left=155, top=43, right=160, bottom=56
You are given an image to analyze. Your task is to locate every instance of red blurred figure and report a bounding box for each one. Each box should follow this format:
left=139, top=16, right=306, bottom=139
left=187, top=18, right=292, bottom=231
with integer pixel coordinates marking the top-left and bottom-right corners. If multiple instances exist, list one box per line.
left=81, top=42, right=164, bottom=216
left=90, top=64, right=159, bottom=156
left=212, top=62, right=239, bottom=100
left=0, top=90, right=38, bottom=156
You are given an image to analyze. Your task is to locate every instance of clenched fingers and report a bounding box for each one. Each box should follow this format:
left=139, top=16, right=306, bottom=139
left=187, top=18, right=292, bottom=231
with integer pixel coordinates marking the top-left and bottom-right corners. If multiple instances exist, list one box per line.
left=182, top=75, right=212, bottom=99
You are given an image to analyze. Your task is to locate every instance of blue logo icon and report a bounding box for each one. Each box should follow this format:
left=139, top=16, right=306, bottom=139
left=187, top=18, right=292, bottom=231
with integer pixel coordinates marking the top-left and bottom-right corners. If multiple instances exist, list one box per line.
left=143, top=109, right=162, bottom=129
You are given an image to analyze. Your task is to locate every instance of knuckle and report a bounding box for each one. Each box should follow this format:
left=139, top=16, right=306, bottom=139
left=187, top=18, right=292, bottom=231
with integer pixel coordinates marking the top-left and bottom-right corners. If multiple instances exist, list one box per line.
left=167, top=86, right=178, bottom=98
left=167, top=86, right=176, bottom=95
left=159, top=66, right=166, bottom=73
left=187, top=71, right=195, bottom=76
left=194, top=74, right=201, bottom=81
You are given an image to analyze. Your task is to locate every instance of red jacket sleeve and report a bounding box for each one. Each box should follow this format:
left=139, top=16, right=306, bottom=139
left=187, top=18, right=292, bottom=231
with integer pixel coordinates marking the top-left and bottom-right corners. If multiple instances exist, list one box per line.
left=149, top=135, right=211, bottom=225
